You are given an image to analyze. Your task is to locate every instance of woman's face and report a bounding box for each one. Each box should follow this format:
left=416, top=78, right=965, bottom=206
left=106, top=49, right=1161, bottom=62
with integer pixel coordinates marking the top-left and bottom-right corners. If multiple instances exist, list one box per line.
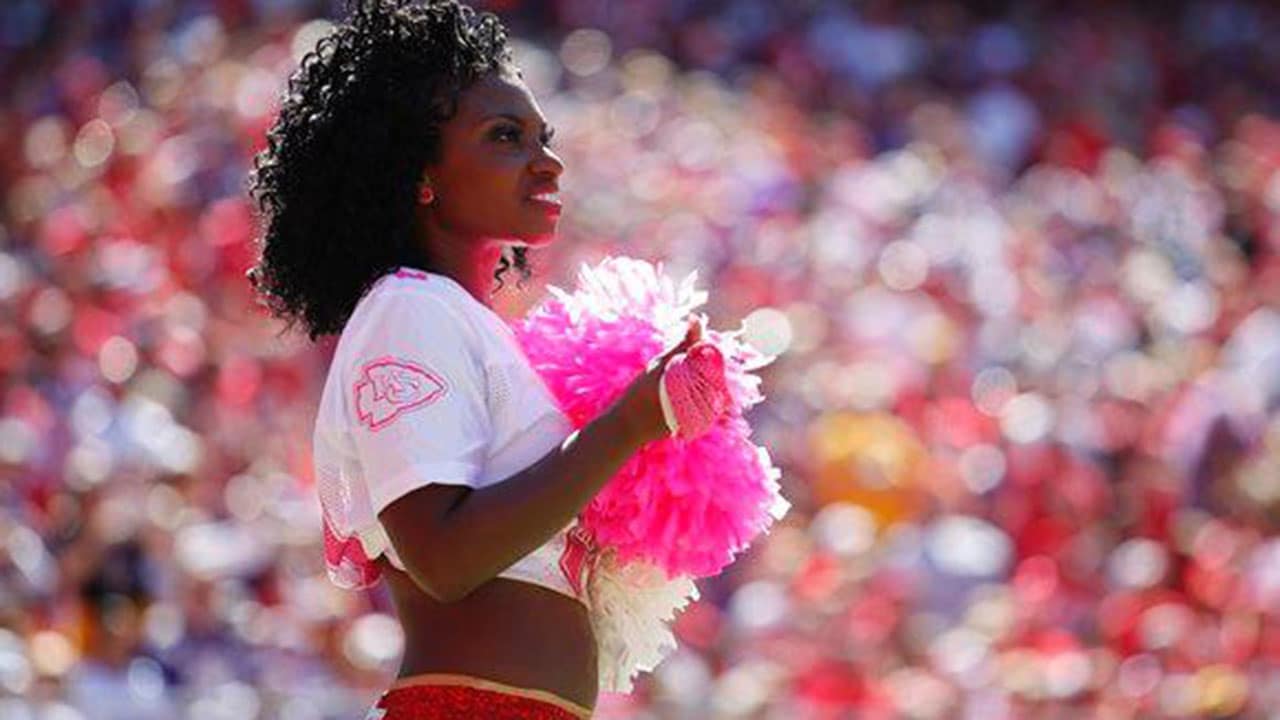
left=425, top=70, right=564, bottom=246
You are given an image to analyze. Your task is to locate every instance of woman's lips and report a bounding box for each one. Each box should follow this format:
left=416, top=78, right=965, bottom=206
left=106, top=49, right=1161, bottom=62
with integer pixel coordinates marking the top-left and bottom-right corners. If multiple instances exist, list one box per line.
left=527, top=195, right=562, bottom=215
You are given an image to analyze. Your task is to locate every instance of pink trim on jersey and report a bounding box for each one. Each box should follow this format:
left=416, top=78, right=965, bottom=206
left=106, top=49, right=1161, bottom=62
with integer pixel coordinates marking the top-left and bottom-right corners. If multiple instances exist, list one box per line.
left=353, top=356, right=449, bottom=432
left=393, top=267, right=431, bottom=281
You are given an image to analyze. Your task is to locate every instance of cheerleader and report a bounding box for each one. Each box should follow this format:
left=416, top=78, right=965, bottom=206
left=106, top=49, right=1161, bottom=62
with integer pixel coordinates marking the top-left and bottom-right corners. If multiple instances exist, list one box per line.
left=246, top=1, right=724, bottom=716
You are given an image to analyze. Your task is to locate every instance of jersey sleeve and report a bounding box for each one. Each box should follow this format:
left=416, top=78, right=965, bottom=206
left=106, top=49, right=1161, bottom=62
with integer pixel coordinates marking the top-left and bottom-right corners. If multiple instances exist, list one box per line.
left=343, top=288, right=492, bottom=515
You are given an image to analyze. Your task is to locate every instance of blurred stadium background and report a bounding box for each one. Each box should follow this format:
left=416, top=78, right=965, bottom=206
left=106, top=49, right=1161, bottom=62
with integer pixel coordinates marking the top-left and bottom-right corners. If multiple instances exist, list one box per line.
left=2, top=0, right=1280, bottom=718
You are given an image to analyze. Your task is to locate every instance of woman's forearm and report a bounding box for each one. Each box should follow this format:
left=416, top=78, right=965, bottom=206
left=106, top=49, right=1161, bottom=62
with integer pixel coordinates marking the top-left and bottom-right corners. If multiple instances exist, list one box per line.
left=427, top=403, right=647, bottom=600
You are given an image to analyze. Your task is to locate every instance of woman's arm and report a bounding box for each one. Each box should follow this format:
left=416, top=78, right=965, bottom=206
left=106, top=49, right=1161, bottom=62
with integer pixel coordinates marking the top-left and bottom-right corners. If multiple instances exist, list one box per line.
left=379, top=318, right=702, bottom=602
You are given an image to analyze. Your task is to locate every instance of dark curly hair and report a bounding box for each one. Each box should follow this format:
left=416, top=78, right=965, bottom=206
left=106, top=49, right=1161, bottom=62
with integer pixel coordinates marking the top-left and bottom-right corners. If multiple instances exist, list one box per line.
left=246, top=0, right=533, bottom=340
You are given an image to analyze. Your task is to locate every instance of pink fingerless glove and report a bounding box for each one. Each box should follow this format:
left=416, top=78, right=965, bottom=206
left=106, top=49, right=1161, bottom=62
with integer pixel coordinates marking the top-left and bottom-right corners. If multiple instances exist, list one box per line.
left=659, top=342, right=731, bottom=440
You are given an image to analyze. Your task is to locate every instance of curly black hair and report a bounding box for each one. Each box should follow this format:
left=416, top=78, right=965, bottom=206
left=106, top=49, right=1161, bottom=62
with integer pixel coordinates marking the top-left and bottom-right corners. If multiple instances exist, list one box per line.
left=246, top=0, right=533, bottom=340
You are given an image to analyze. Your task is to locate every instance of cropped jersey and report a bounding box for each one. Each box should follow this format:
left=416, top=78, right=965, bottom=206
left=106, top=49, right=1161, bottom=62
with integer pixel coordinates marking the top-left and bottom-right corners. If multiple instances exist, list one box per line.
left=311, top=266, right=582, bottom=601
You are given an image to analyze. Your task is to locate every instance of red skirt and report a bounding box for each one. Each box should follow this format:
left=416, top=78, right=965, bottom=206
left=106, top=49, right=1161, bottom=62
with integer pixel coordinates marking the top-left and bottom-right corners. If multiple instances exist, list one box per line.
left=366, top=673, right=593, bottom=719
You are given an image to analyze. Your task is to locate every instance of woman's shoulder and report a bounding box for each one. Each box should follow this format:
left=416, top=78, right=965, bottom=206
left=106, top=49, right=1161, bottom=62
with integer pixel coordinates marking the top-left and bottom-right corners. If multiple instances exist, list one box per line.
left=350, top=269, right=469, bottom=327
left=333, top=269, right=483, bottom=367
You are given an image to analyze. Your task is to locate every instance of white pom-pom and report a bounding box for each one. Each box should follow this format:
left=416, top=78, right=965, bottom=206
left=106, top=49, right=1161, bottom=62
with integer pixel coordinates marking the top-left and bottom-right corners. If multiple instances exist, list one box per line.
left=585, top=551, right=700, bottom=693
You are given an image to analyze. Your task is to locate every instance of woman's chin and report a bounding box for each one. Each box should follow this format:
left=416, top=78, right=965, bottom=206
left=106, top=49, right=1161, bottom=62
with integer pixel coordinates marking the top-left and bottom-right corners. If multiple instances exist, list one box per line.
left=513, top=226, right=559, bottom=246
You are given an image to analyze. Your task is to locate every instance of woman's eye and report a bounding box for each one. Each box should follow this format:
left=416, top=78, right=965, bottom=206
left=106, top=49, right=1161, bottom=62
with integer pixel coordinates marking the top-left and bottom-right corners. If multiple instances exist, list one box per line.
left=492, top=126, right=520, bottom=143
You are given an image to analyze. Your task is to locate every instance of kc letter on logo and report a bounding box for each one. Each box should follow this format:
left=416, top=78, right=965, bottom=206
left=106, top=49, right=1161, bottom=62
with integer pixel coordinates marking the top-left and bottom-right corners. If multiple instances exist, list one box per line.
left=353, top=356, right=448, bottom=432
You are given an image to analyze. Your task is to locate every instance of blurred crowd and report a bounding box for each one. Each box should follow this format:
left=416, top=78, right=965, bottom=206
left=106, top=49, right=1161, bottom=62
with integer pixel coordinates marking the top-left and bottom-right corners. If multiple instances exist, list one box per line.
left=2, top=0, right=1279, bottom=718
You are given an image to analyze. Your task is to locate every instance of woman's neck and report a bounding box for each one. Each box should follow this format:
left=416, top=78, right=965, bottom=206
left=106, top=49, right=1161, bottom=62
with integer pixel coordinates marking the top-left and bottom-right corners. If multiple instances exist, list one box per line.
left=416, top=238, right=505, bottom=308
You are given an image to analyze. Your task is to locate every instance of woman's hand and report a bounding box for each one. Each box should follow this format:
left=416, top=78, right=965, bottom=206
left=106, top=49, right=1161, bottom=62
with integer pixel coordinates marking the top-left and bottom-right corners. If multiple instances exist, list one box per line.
left=609, top=315, right=708, bottom=446
left=660, top=340, right=730, bottom=440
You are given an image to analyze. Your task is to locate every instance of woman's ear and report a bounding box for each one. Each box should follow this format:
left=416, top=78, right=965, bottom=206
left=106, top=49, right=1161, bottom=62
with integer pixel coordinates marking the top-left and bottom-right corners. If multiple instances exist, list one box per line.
left=419, top=174, right=435, bottom=205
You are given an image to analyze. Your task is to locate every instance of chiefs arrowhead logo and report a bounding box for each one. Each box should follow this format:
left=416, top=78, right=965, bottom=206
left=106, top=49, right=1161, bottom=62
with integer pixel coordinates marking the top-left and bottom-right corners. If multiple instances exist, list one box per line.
left=353, top=356, right=448, bottom=432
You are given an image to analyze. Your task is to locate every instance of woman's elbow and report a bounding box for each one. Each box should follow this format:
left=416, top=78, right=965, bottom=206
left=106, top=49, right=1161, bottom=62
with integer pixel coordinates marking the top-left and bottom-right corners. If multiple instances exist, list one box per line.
left=404, top=561, right=469, bottom=603
left=400, top=555, right=479, bottom=603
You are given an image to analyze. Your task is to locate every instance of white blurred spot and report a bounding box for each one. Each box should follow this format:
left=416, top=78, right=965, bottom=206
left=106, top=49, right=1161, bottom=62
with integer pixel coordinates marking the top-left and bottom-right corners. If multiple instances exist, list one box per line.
left=741, top=306, right=792, bottom=358
left=560, top=29, right=611, bottom=77
left=290, top=19, right=334, bottom=63
left=710, top=661, right=781, bottom=717
left=143, top=602, right=185, bottom=650
left=1108, top=538, right=1169, bottom=589
left=926, top=515, right=1012, bottom=577
left=886, top=667, right=954, bottom=719
left=24, top=116, right=69, bottom=169
left=65, top=438, right=115, bottom=489
left=175, top=522, right=268, bottom=580
left=235, top=67, right=278, bottom=119
left=29, top=630, right=77, bottom=676
left=70, top=388, right=113, bottom=438
left=344, top=613, right=404, bottom=670
left=999, top=392, right=1054, bottom=444
left=1157, top=672, right=1198, bottom=717
left=959, top=444, right=1006, bottom=494
left=98, top=81, right=141, bottom=127
left=0, top=699, right=33, bottom=720
left=810, top=502, right=876, bottom=556
left=1139, top=603, right=1193, bottom=650
left=930, top=627, right=991, bottom=680
left=73, top=119, right=114, bottom=168
left=0, top=629, right=33, bottom=694
left=127, top=657, right=166, bottom=702
left=1160, top=282, right=1219, bottom=334
left=29, top=286, right=72, bottom=335
left=0, top=252, right=27, bottom=301
left=729, top=581, right=789, bottom=631
left=654, top=648, right=711, bottom=709
left=1044, top=651, right=1091, bottom=698
left=1121, top=650, right=1172, bottom=696
left=37, top=703, right=84, bottom=720
left=176, top=15, right=227, bottom=66
left=879, top=240, right=930, bottom=291
left=0, top=419, right=37, bottom=464
left=99, top=336, right=139, bottom=384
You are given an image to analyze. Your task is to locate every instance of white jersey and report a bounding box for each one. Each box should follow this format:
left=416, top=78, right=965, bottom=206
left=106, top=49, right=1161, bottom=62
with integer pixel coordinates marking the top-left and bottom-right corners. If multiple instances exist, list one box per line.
left=311, top=266, right=580, bottom=600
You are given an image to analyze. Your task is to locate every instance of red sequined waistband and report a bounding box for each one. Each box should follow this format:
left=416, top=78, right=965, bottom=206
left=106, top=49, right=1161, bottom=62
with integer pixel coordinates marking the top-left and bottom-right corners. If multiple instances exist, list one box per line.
left=370, top=673, right=592, bottom=719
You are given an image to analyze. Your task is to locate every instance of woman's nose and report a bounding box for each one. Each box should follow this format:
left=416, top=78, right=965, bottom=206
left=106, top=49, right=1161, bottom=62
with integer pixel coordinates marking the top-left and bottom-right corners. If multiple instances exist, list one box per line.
left=531, top=145, right=564, bottom=177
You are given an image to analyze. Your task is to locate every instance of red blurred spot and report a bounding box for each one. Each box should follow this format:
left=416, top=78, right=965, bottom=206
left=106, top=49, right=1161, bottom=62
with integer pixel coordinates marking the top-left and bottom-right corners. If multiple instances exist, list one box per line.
left=928, top=396, right=997, bottom=448
left=71, top=305, right=123, bottom=356
left=200, top=197, right=256, bottom=278
left=217, top=355, right=262, bottom=407
left=155, top=327, right=205, bottom=378
left=1017, top=515, right=1073, bottom=560
left=58, top=53, right=109, bottom=115
left=1219, top=613, right=1259, bottom=665
left=1258, top=622, right=1280, bottom=664
left=0, top=324, right=30, bottom=376
left=672, top=600, right=721, bottom=651
left=793, top=659, right=865, bottom=707
left=1013, top=555, right=1060, bottom=606
left=290, top=435, right=315, bottom=489
left=793, top=551, right=841, bottom=603
left=1098, top=592, right=1141, bottom=646
left=843, top=593, right=897, bottom=647
left=1184, top=561, right=1235, bottom=610
left=6, top=385, right=55, bottom=433
left=41, top=206, right=89, bottom=256
left=1028, top=627, right=1080, bottom=655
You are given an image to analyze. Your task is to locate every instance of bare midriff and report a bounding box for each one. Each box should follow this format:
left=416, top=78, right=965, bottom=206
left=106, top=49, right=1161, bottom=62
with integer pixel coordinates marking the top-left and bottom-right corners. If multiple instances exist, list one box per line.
left=377, top=557, right=599, bottom=712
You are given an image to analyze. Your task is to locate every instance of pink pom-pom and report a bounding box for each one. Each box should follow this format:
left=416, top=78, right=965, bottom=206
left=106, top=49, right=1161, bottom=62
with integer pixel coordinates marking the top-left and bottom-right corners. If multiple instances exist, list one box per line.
left=511, top=256, right=787, bottom=579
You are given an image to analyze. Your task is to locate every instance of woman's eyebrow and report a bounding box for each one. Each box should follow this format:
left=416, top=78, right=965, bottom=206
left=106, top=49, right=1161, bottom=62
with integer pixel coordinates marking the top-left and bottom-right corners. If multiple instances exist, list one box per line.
left=477, top=112, right=552, bottom=133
